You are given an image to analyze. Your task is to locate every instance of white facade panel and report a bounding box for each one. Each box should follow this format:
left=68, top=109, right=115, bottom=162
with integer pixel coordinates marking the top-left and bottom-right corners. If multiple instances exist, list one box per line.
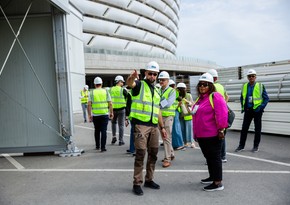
left=87, top=35, right=128, bottom=50
left=76, top=0, right=180, bottom=56
left=162, top=38, right=175, bottom=52
left=171, top=1, right=179, bottom=15
left=168, top=33, right=177, bottom=45
left=144, top=33, right=164, bottom=46
left=126, top=41, right=152, bottom=53
left=128, top=1, right=155, bottom=18
left=146, top=0, right=166, bottom=11
left=68, top=35, right=85, bottom=74
left=137, top=17, right=159, bottom=33
left=97, top=0, right=131, bottom=8
left=72, top=0, right=107, bottom=17
left=105, top=8, right=139, bottom=25
left=157, top=25, right=174, bottom=40
left=67, top=6, right=83, bottom=39
left=167, top=19, right=178, bottom=35
left=70, top=73, right=85, bottom=113
left=153, top=10, right=170, bottom=26
left=151, top=46, right=167, bottom=55
left=164, top=5, right=177, bottom=22
left=83, top=17, right=119, bottom=35
left=117, top=26, right=146, bottom=41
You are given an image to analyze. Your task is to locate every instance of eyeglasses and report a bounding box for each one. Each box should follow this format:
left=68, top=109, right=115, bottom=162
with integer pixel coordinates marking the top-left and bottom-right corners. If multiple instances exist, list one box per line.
left=148, top=72, right=158, bottom=76
left=248, top=75, right=256, bottom=78
left=198, top=82, right=209, bottom=87
left=159, top=79, right=166, bottom=82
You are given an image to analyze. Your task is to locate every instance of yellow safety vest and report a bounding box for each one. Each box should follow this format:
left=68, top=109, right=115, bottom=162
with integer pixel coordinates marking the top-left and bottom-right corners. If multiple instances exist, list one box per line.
left=214, top=83, right=226, bottom=100
left=242, top=82, right=263, bottom=111
left=91, top=89, right=108, bottom=115
left=129, top=81, right=160, bottom=124
left=183, top=93, right=192, bottom=121
left=81, top=90, right=89, bottom=104
left=110, top=86, right=126, bottom=109
left=160, top=87, right=176, bottom=117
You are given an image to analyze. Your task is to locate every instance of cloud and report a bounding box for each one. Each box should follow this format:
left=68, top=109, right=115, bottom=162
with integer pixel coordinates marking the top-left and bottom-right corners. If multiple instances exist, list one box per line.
left=176, top=0, right=290, bottom=67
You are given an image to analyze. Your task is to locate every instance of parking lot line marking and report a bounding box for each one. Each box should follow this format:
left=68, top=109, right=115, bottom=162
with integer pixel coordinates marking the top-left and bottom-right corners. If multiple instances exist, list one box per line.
left=1, top=154, right=25, bottom=170
left=75, top=125, right=290, bottom=167
left=227, top=152, right=290, bottom=167
left=0, top=169, right=289, bottom=174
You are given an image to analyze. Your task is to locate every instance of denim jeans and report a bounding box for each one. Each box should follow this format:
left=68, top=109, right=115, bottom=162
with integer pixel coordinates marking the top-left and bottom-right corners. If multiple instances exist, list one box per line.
left=81, top=103, right=87, bottom=121
left=93, top=115, right=109, bottom=150
left=180, top=118, right=193, bottom=144
left=172, top=111, right=184, bottom=149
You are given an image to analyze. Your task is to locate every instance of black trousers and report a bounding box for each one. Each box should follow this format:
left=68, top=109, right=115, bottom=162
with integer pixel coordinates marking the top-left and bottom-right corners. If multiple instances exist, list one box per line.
left=198, top=137, right=222, bottom=181
left=239, top=109, right=263, bottom=148
left=93, top=115, right=109, bottom=150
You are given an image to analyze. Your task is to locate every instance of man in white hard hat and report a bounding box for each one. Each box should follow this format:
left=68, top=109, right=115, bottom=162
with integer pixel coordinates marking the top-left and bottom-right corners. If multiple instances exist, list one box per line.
left=235, top=69, right=269, bottom=153
left=110, top=75, right=128, bottom=146
left=80, top=85, right=89, bottom=123
left=88, top=77, right=114, bottom=152
left=126, top=61, right=167, bottom=196
left=208, top=69, right=229, bottom=163
left=158, top=71, right=176, bottom=168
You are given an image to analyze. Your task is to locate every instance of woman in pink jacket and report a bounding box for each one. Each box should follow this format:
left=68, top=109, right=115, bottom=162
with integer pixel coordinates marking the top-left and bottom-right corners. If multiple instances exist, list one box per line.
left=192, top=73, right=228, bottom=191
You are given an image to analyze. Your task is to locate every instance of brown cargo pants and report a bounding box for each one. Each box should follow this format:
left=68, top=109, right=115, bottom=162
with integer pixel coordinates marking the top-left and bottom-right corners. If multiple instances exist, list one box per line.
left=133, top=124, right=159, bottom=186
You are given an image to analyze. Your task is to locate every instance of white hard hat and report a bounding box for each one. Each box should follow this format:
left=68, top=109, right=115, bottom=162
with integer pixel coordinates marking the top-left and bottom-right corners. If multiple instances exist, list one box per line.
left=176, top=82, right=186, bottom=88
left=155, top=83, right=161, bottom=88
left=146, top=61, right=159, bottom=72
left=158, top=71, right=170, bottom=79
left=115, top=75, right=125, bottom=82
left=169, top=79, right=175, bottom=85
left=94, top=77, right=103, bottom=84
left=84, top=85, right=89, bottom=90
left=247, top=69, right=257, bottom=76
left=199, top=72, right=214, bottom=83
left=208, top=69, right=218, bottom=77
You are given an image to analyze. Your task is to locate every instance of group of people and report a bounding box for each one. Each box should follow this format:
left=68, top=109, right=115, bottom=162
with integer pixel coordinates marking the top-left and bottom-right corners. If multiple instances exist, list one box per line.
left=80, top=61, right=269, bottom=195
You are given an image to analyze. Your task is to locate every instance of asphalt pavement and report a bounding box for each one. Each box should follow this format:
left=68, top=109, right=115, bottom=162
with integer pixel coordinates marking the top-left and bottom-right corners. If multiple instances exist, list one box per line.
left=0, top=113, right=290, bottom=205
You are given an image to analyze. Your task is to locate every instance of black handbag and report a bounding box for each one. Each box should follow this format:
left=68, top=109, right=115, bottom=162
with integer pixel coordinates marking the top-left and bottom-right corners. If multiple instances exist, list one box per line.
left=227, top=105, right=235, bottom=128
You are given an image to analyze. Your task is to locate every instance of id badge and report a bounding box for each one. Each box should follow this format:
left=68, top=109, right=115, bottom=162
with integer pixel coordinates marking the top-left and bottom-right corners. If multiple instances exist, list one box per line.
left=248, top=96, right=253, bottom=103
left=192, top=105, right=199, bottom=115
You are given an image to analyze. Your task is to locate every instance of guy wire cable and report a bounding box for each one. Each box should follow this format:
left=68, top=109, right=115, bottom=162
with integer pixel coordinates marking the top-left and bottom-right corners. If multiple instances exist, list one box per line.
left=0, top=87, right=65, bottom=141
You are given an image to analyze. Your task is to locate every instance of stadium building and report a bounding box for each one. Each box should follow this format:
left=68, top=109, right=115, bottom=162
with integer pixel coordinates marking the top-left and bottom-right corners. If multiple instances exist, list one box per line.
left=71, top=0, right=218, bottom=111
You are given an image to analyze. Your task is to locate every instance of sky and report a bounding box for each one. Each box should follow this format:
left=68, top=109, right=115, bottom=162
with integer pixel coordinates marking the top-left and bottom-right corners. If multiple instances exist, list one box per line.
left=176, top=0, right=290, bottom=67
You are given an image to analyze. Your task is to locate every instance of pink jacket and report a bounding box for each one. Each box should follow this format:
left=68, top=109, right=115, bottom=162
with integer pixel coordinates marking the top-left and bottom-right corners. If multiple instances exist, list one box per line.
left=192, top=92, right=228, bottom=138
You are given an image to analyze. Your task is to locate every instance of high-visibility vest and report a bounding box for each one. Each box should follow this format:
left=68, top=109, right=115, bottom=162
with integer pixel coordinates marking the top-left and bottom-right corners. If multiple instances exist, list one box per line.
left=160, top=87, right=176, bottom=117
left=183, top=93, right=192, bottom=121
left=90, top=89, right=108, bottom=115
left=214, top=83, right=226, bottom=100
left=129, top=81, right=160, bottom=124
left=110, top=86, right=126, bottom=109
left=81, top=90, right=89, bottom=104
left=242, top=82, right=263, bottom=111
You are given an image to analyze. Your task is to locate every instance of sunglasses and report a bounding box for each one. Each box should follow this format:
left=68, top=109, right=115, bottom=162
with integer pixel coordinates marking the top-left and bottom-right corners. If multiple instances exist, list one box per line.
left=248, top=75, right=256, bottom=78
left=198, top=82, right=209, bottom=87
left=159, top=79, right=166, bottom=82
left=148, top=72, right=158, bottom=76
